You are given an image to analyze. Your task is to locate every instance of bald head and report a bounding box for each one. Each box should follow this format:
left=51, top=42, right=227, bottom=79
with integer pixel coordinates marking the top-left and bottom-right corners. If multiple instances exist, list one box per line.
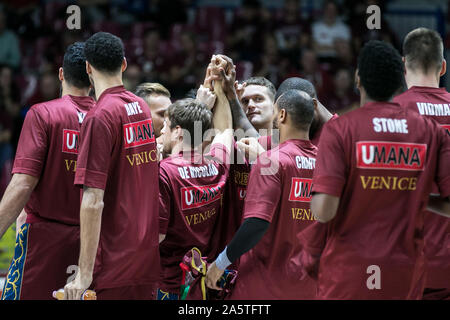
left=276, top=77, right=317, bottom=101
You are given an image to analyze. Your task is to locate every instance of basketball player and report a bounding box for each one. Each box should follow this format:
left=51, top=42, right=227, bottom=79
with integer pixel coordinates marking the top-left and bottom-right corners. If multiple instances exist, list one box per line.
left=0, top=42, right=94, bottom=300
left=311, top=40, right=450, bottom=299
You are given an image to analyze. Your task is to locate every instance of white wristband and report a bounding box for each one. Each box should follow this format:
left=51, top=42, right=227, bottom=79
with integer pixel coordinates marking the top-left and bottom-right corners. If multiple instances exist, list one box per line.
left=215, top=247, right=232, bottom=271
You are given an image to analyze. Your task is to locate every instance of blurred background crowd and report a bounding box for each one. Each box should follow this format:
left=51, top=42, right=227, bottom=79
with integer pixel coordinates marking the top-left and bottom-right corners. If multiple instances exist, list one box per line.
left=0, top=0, right=449, bottom=269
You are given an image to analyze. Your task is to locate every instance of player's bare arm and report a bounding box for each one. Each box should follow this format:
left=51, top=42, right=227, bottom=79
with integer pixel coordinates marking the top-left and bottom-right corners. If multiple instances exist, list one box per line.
left=64, top=186, right=104, bottom=300
left=15, top=209, right=27, bottom=238
left=427, top=195, right=450, bottom=218
left=209, top=55, right=234, bottom=155
left=0, top=173, right=38, bottom=238
left=311, top=193, right=341, bottom=223
left=216, top=55, right=259, bottom=138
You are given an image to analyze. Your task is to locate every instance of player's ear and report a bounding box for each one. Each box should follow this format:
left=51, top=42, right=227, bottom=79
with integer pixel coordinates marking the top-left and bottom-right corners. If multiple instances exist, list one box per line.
left=121, top=58, right=127, bottom=73
left=86, top=61, right=92, bottom=75
left=174, top=125, right=183, bottom=140
left=402, top=57, right=407, bottom=76
left=355, top=69, right=361, bottom=90
left=312, top=98, right=319, bottom=112
left=440, top=59, right=446, bottom=77
left=58, top=67, right=64, bottom=82
left=279, top=108, right=287, bottom=124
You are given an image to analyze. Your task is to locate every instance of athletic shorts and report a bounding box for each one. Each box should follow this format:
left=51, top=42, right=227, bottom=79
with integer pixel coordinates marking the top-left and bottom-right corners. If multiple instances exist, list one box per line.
left=96, top=284, right=157, bottom=300
left=1, top=221, right=80, bottom=300
left=156, top=288, right=179, bottom=300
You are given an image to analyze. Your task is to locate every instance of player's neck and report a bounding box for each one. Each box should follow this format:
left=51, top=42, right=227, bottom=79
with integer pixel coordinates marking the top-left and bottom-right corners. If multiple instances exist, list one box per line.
left=62, top=85, right=90, bottom=98
left=92, top=74, right=123, bottom=100
left=171, top=141, right=197, bottom=156
left=280, top=127, right=309, bottom=144
left=254, top=123, right=272, bottom=137
left=405, top=71, right=440, bottom=89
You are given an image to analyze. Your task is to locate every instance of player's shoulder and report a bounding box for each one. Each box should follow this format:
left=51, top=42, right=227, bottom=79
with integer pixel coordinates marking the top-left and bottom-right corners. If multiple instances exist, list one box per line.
left=30, top=96, right=65, bottom=111
left=27, top=96, right=73, bottom=121
left=393, top=88, right=413, bottom=102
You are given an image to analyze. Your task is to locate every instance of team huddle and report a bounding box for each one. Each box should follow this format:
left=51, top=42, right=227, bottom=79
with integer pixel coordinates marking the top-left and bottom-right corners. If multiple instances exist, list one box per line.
left=0, top=27, right=449, bottom=300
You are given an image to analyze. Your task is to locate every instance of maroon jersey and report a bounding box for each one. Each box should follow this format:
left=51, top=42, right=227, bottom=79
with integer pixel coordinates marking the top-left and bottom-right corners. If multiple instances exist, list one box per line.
left=158, top=144, right=230, bottom=293
left=394, top=86, right=450, bottom=290
left=311, top=113, right=339, bottom=146
left=230, top=139, right=318, bottom=300
left=312, top=101, right=450, bottom=299
left=13, top=95, right=94, bottom=224
left=218, top=141, right=250, bottom=250
left=75, top=85, right=160, bottom=290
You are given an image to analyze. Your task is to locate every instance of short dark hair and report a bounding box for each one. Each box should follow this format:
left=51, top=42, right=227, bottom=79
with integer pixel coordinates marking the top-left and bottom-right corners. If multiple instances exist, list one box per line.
left=276, top=77, right=317, bottom=101
left=276, top=89, right=314, bottom=130
left=403, top=27, right=444, bottom=74
left=166, top=98, right=212, bottom=147
left=244, top=77, right=276, bottom=101
left=357, top=40, right=404, bottom=102
left=84, top=32, right=124, bottom=74
left=63, top=42, right=90, bottom=89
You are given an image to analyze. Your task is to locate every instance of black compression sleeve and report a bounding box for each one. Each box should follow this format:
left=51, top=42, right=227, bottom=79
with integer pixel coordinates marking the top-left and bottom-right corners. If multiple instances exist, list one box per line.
left=226, top=217, right=270, bottom=263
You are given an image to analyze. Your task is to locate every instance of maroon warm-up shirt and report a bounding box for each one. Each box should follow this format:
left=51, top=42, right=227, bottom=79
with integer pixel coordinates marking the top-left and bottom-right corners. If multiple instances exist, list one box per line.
left=229, top=139, right=318, bottom=300
left=219, top=141, right=250, bottom=248
left=312, top=101, right=450, bottom=299
left=158, top=144, right=230, bottom=293
left=13, top=94, right=94, bottom=224
left=394, top=86, right=450, bottom=290
left=75, top=85, right=160, bottom=290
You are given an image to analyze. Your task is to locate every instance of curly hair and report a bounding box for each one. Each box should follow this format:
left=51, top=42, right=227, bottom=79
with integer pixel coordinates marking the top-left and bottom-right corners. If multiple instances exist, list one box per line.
left=84, top=32, right=124, bottom=74
left=63, top=42, right=90, bottom=89
left=166, top=98, right=212, bottom=147
left=357, top=40, right=404, bottom=102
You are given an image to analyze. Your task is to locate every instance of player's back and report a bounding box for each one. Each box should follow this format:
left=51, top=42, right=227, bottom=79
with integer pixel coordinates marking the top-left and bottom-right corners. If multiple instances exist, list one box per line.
left=76, top=85, right=160, bottom=289
left=158, top=144, right=229, bottom=293
left=231, top=139, right=318, bottom=299
left=14, top=94, right=94, bottom=225
left=315, top=100, right=449, bottom=299
left=394, top=86, right=450, bottom=131
left=394, top=86, right=450, bottom=291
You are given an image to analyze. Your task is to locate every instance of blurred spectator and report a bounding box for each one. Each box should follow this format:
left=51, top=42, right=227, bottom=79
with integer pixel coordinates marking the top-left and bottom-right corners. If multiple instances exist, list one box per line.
left=345, top=0, right=400, bottom=51
left=138, top=29, right=167, bottom=83
left=123, top=64, right=143, bottom=92
left=332, top=39, right=356, bottom=73
left=165, top=31, right=207, bottom=98
left=0, top=9, right=21, bottom=70
left=322, top=68, right=359, bottom=114
left=286, top=48, right=333, bottom=101
left=273, top=0, right=310, bottom=56
left=312, top=0, right=351, bottom=61
left=27, top=71, right=60, bottom=106
left=0, top=65, right=20, bottom=152
left=228, top=0, right=269, bottom=62
left=147, top=0, right=190, bottom=38
left=254, top=33, right=289, bottom=87
left=0, top=64, right=20, bottom=187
